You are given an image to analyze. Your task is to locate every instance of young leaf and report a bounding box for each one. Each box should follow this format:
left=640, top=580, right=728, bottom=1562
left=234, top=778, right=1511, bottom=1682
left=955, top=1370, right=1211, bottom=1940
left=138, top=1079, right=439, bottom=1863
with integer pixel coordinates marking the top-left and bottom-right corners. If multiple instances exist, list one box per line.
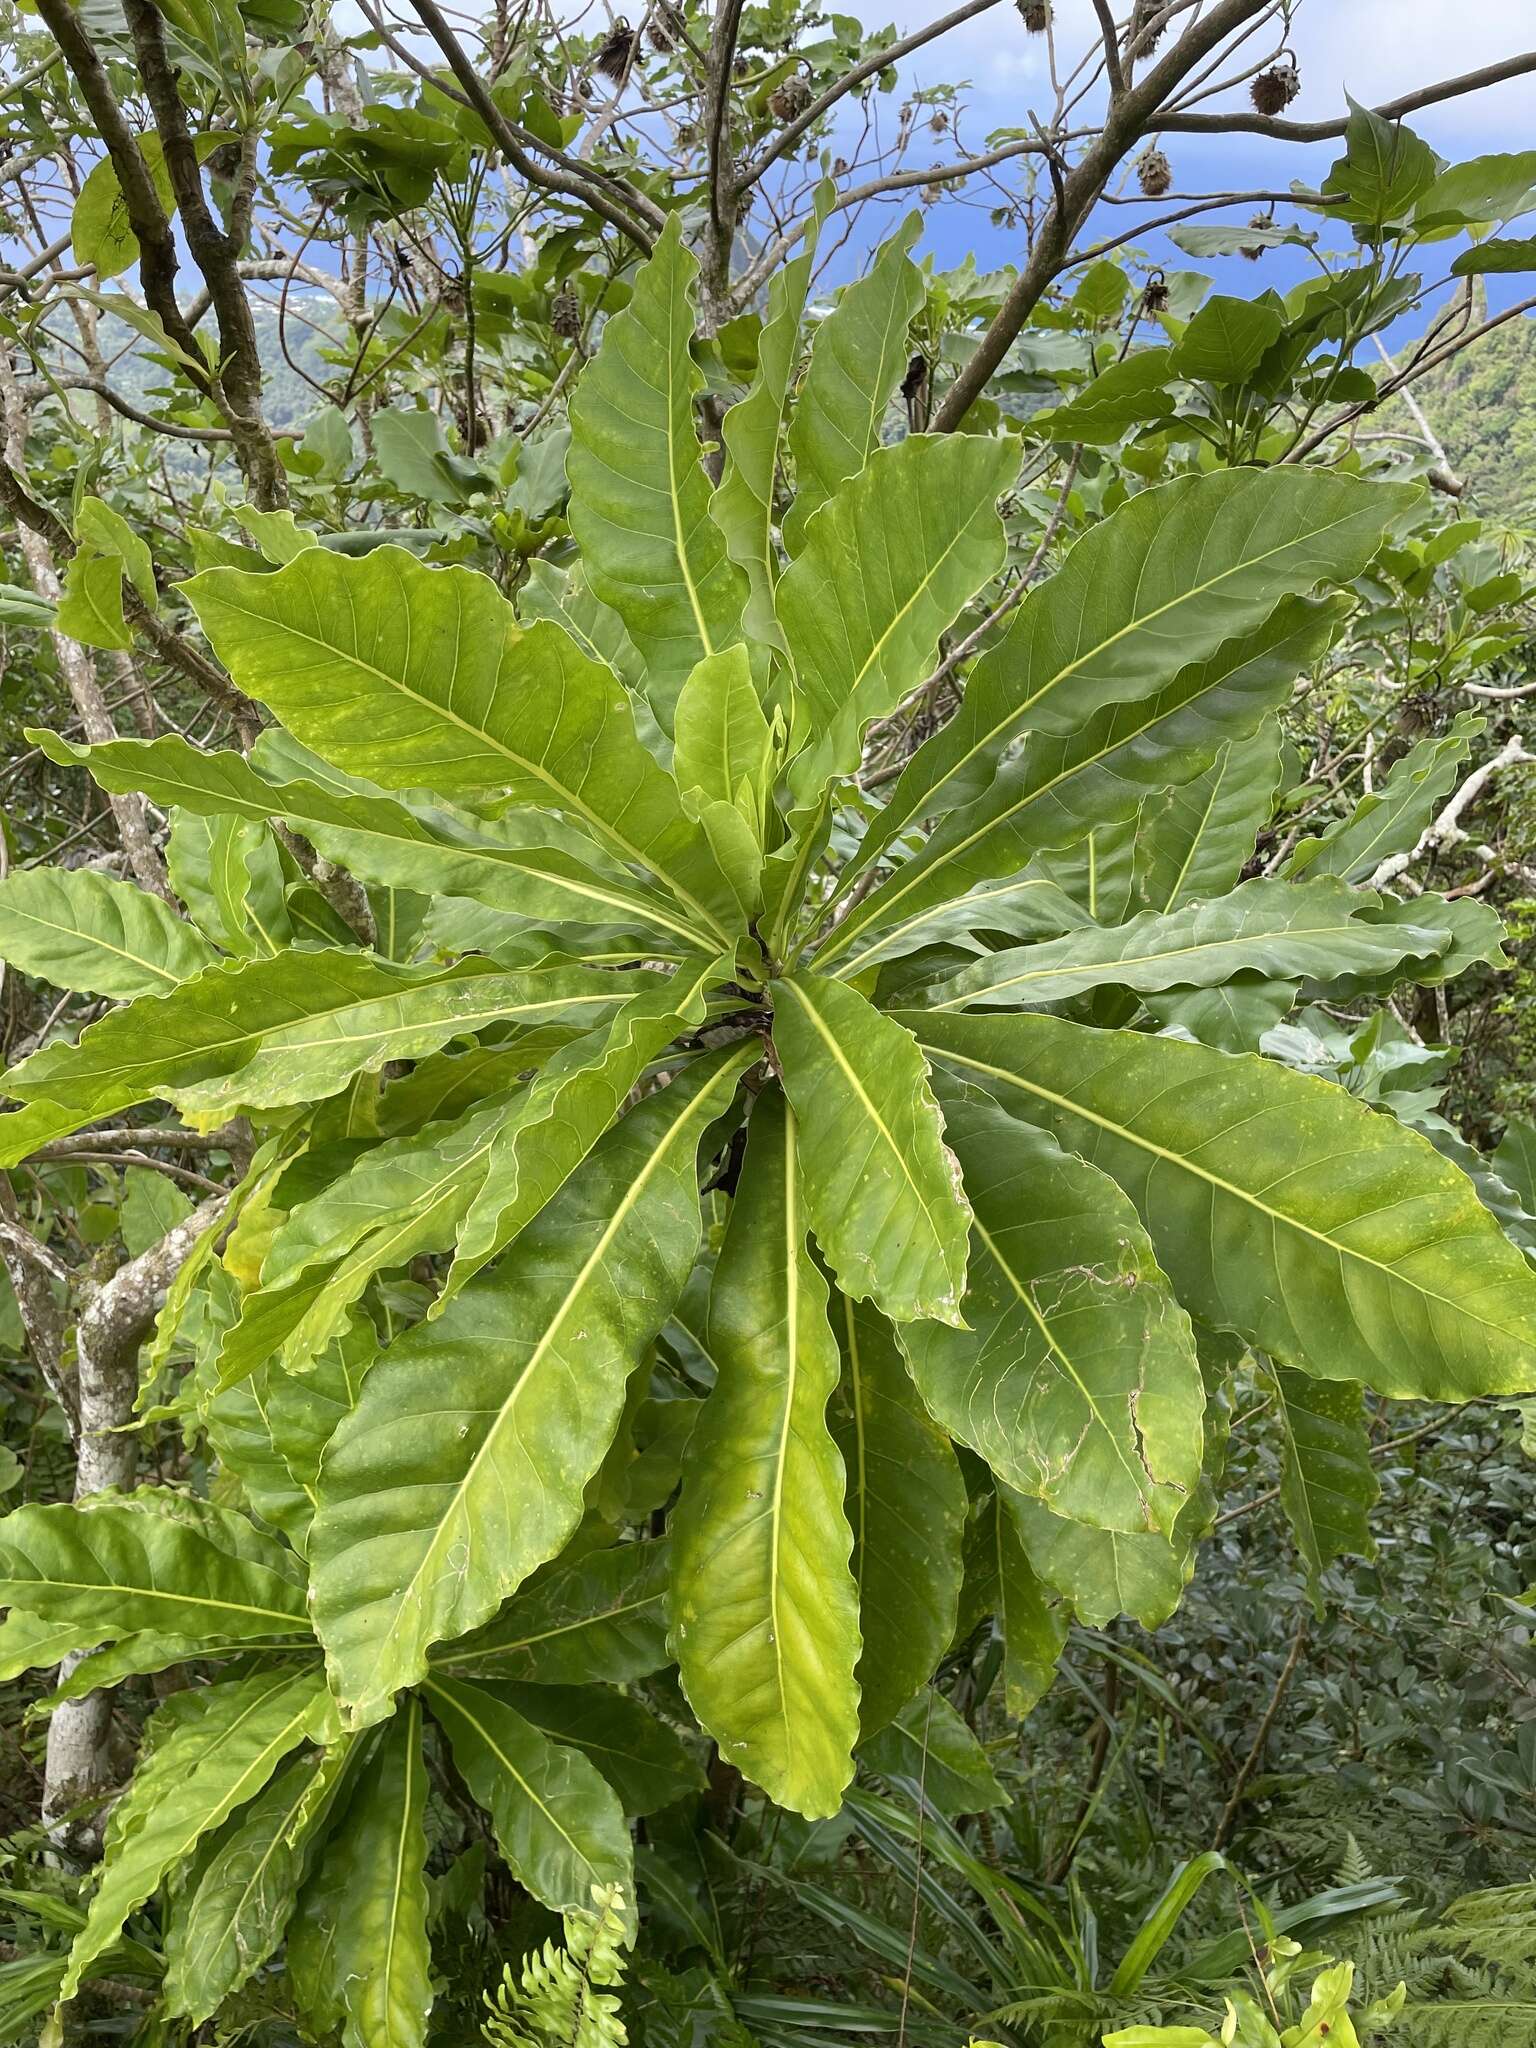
left=1286, top=712, right=1483, bottom=882
left=310, top=1047, right=753, bottom=1727
left=181, top=550, right=741, bottom=941
left=669, top=1087, right=861, bottom=1819
left=911, top=1010, right=1536, bottom=1402
left=772, top=974, right=970, bottom=1326
left=1271, top=1365, right=1379, bottom=1614
left=920, top=878, right=1448, bottom=1012
left=711, top=201, right=824, bottom=648
left=0, top=869, right=212, bottom=998
left=567, top=215, right=747, bottom=725
left=672, top=644, right=775, bottom=833
left=60, top=1667, right=332, bottom=2001
left=783, top=214, right=924, bottom=554
left=830, top=1290, right=966, bottom=1738
left=0, top=1501, right=310, bottom=1641
left=905, top=1084, right=1204, bottom=1537
left=778, top=434, right=1016, bottom=805
left=424, top=1675, right=635, bottom=1923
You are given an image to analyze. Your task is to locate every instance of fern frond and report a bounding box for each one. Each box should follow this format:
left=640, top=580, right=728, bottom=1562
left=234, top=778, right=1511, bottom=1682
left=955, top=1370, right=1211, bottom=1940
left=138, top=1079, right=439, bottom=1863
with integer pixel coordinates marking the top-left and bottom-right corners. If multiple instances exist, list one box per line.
left=482, top=1887, right=630, bottom=2048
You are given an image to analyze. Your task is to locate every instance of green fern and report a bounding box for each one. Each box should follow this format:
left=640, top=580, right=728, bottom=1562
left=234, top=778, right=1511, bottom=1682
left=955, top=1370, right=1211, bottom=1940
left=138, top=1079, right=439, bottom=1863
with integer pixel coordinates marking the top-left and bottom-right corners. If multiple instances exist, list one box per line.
left=1348, top=1884, right=1536, bottom=2048
left=482, top=1886, right=630, bottom=2048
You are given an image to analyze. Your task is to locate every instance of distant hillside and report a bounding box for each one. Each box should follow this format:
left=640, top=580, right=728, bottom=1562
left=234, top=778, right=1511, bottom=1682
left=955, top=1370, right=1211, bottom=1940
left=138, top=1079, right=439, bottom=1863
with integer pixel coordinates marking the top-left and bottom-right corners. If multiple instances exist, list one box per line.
left=1399, top=308, right=1536, bottom=527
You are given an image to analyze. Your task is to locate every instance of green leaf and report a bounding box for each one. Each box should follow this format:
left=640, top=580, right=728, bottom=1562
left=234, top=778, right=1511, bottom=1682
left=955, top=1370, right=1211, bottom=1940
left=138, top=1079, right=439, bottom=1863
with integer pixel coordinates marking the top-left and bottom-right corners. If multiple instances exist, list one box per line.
left=75, top=496, right=156, bottom=606
left=911, top=1009, right=1536, bottom=1402
left=163, top=1741, right=354, bottom=2024
left=1031, top=349, right=1177, bottom=443
left=860, top=1688, right=1007, bottom=1815
left=711, top=203, right=823, bottom=648
left=1451, top=237, right=1536, bottom=275
left=1271, top=1365, right=1378, bottom=1613
left=310, top=1048, right=752, bottom=1727
left=36, top=730, right=705, bottom=951
left=3, top=952, right=634, bottom=1124
left=773, top=974, right=970, bottom=1326
left=55, top=549, right=132, bottom=650
left=783, top=215, right=924, bottom=555
left=429, top=1539, right=672, bottom=1684
left=848, top=470, right=1414, bottom=865
left=1136, top=722, right=1284, bottom=913
left=1286, top=713, right=1483, bottom=881
left=1494, top=1115, right=1536, bottom=1216
left=987, top=1495, right=1069, bottom=1717
left=1168, top=295, right=1285, bottom=384
left=518, top=559, right=644, bottom=695
left=0, top=868, right=212, bottom=997
left=60, top=1667, right=332, bottom=2002
left=835, top=875, right=1092, bottom=982
left=1417, top=151, right=1536, bottom=226
left=907, top=1083, right=1203, bottom=1537
left=672, top=644, right=774, bottom=834
left=323, top=1702, right=435, bottom=2048
left=830, top=1290, right=966, bottom=1738
left=920, top=878, right=1448, bottom=1012
left=71, top=134, right=174, bottom=280
left=567, top=215, right=747, bottom=726
left=0, top=1501, right=310, bottom=1641
left=181, top=549, right=741, bottom=942
left=0, top=1609, right=101, bottom=1683
left=1322, top=98, right=1439, bottom=232
left=424, top=1676, right=635, bottom=1923
left=779, top=435, right=1015, bottom=805
left=669, top=1087, right=861, bottom=1819
left=372, top=405, right=482, bottom=504
left=1006, top=1487, right=1198, bottom=1631
left=494, top=1681, right=705, bottom=1814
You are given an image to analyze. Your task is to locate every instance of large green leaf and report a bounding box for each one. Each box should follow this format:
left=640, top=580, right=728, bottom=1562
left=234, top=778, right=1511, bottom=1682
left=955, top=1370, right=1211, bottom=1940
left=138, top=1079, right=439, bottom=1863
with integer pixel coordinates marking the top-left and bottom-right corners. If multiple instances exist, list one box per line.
left=779, top=435, right=1015, bottom=805
left=567, top=215, right=746, bottom=724
left=181, top=550, right=740, bottom=941
left=1136, top=720, right=1285, bottom=913
left=310, top=1048, right=752, bottom=1727
left=424, top=1675, right=634, bottom=1923
left=983, top=1494, right=1069, bottom=1717
left=669, top=1087, right=861, bottom=1818
left=772, top=974, right=969, bottom=1326
left=429, top=1539, right=672, bottom=1684
left=1006, top=1487, right=1198, bottom=1632
left=911, top=1010, right=1536, bottom=1401
left=783, top=215, right=923, bottom=555
left=0, top=1502, right=310, bottom=1642
left=921, top=878, right=1448, bottom=1012
left=841, top=469, right=1416, bottom=889
left=906, top=1083, right=1203, bottom=1536
left=2, top=953, right=633, bottom=1124
left=60, top=1667, right=332, bottom=2001
left=711, top=206, right=822, bottom=648
left=0, top=869, right=212, bottom=998
left=823, top=597, right=1344, bottom=969
left=1271, top=1365, right=1378, bottom=1612
left=836, top=874, right=1091, bottom=981
left=860, top=1688, right=1007, bottom=1814
left=323, top=1703, right=434, bottom=2048
left=36, top=730, right=712, bottom=952
left=162, top=1742, right=354, bottom=2024
left=830, top=1290, right=966, bottom=1738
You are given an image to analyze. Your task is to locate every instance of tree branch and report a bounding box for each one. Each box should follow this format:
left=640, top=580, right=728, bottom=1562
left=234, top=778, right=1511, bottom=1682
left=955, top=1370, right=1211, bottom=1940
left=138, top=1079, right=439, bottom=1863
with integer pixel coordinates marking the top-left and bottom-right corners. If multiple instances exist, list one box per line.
left=1161, top=47, right=1536, bottom=138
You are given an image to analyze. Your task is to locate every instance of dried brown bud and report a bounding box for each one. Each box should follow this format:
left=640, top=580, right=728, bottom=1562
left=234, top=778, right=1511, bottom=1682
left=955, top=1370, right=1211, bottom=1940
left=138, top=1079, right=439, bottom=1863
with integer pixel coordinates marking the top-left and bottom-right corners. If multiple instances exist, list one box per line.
left=1136, top=146, right=1172, bottom=197
left=649, top=1, right=686, bottom=51
left=550, top=281, right=581, bottom=340
left=1250, top=60, right=1300, bottom=116
left=767, top=72, right=813, bottom=123
left=1018, top=0, right=1050, bottom=30
left=1141, top=277, right=1171, bottom=315
left=1240, top=210, right=1272, bottom=261
left=1124, top=0, right=1165, bottom=52
left=900, top=351, right=929, bottom=402
left=595, top=19, right=637, bottom=83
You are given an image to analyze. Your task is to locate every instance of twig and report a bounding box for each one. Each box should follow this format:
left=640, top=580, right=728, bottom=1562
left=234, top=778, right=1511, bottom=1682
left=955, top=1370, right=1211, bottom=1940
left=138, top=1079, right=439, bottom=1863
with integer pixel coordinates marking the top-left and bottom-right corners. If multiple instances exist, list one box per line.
left=1212, top=1614, right=1307, bottom=1849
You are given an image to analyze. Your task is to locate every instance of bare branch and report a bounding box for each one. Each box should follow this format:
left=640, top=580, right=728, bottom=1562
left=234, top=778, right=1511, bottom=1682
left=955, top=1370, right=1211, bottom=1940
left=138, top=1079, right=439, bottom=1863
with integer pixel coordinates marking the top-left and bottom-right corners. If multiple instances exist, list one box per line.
left=1161, top=48, right=1536, bottom=139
